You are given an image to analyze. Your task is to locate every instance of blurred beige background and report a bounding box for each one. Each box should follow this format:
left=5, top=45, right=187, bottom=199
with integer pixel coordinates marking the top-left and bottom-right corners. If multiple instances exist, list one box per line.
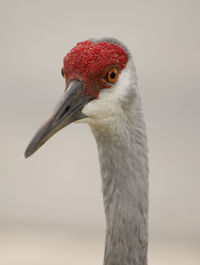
left=0, top=0, right=200, bottom=264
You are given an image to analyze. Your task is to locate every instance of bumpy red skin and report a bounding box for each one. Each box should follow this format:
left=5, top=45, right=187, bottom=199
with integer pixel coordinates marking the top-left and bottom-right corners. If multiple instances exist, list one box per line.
left=63, top=40, right=128, bottom=98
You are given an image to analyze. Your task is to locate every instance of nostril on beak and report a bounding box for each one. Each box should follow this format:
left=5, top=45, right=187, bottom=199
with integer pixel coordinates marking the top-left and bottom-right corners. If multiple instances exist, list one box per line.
left=59, top=105, right=70, bottom=120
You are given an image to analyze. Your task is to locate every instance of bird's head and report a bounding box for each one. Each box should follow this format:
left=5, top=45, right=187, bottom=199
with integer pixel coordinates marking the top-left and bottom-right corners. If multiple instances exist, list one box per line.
left=25, top=38, right=138, bottom=158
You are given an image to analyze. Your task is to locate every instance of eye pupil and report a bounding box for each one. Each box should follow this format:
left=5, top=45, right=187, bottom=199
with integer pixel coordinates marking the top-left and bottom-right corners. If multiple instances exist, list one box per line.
left=110, top=72, right=116, bottom=79
left=61, top=68, right=67, bottom=79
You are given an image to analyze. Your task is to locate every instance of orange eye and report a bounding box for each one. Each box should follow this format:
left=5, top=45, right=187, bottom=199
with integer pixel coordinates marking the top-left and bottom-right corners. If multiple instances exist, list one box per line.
left=61, top=68, right=67, bottom=79
left=106, top=68, right=119, bottom=83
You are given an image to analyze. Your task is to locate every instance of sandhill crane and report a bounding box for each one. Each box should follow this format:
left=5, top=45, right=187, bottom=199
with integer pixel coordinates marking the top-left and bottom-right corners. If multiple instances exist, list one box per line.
left=25, top=38, right=148, bottom=265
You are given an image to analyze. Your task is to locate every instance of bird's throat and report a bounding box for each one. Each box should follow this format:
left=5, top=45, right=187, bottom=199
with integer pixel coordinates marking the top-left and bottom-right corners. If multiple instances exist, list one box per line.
left=91, top=109, right=148, bottom=265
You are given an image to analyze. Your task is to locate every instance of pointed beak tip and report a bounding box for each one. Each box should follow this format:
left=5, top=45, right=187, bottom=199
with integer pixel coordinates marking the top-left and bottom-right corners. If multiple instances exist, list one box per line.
left=24, top=145, right=35, bottom=159
left=24, top=150, right=31, bottom=159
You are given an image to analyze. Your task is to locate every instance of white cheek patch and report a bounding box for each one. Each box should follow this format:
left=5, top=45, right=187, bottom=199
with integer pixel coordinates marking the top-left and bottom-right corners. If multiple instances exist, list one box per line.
left=81, top=60, right=137, bottom=125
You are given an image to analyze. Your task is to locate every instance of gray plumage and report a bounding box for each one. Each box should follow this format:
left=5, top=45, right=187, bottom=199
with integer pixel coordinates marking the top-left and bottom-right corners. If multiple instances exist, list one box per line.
left=86, top=38, right=148, bottom=265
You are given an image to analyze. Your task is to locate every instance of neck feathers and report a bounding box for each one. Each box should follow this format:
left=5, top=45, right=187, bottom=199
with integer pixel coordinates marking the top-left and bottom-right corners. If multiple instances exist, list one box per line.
left=91, top=104, right=148, bottom=265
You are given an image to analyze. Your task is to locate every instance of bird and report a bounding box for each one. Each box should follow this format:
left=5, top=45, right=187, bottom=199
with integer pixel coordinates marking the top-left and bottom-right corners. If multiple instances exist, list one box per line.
left=25, top=37, right=149, bottom=265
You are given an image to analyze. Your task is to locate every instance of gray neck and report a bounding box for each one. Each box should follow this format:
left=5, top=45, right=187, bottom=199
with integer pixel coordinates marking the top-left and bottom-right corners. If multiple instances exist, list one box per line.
left=91, top=104, right=148, bottom=265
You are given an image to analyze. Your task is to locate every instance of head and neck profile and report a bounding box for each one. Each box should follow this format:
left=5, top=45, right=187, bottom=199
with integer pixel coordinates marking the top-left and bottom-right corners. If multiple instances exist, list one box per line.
left=25, top=37, right=149, bottom=265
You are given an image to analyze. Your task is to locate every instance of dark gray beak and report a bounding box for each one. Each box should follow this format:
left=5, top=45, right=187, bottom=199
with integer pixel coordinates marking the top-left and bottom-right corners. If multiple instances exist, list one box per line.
left=24, top=80, right=94, bottom=158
